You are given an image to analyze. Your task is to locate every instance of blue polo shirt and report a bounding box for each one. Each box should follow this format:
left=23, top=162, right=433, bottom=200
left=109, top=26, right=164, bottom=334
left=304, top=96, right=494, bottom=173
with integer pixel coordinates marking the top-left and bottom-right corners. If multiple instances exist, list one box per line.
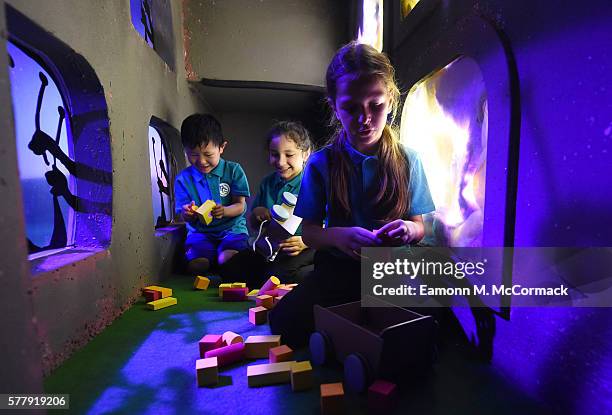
left=174, top=159, right=250, bottom=236
left=252, top=171, right=303, bottom=235
left=295, top=142, right=435, bottom=231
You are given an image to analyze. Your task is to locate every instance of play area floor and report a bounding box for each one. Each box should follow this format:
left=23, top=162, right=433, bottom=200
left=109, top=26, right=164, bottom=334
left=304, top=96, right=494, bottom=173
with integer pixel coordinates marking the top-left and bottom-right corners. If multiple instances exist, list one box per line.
left=44, top=274, right=554, bottom=414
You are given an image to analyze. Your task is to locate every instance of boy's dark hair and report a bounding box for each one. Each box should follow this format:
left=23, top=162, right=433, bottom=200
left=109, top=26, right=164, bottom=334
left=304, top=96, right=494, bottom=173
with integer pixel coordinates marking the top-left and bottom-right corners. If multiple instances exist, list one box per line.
left=181, top=113, right=224, bottom=149
left=266, top=120, right=313, bottom=152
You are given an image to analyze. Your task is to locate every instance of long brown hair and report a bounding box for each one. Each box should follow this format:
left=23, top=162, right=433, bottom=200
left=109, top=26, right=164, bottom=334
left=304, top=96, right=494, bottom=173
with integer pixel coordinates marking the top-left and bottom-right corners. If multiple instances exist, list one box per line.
left=326, top=41, right=410, bottom=222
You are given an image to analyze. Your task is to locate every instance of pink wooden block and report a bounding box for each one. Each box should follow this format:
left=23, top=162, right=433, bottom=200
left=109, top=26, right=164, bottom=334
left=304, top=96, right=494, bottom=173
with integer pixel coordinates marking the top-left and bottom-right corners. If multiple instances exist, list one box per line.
left=258, top=276, right=280, bottom=295
left=222, top=287, right=248, bottom=302
left=264, top=289, right=279, bottom=297
left=199, top=334, right=223, bottom=358
left=368, top=379, right=397, bottom=413
left=204, top=342, right=245, bottom=367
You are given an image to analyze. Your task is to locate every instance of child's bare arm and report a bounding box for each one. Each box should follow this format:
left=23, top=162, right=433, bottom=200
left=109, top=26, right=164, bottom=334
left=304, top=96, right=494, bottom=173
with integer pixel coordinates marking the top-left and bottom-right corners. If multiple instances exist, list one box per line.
left=211, top=196, right=246, bottom=219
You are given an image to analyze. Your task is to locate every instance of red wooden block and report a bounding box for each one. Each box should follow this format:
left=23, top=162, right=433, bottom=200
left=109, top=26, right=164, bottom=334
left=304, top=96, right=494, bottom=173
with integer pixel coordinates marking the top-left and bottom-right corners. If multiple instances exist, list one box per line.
left=204, top=342, right=245, bottom=367
left=269, top=344, right=293, bottom=363
left=222, top=287, right=248, bottom=301
left=143, top=289, right=161, bottom=302
left=199, top=334, right=223, bottom=358
left=368, top=379, right=397, bottom=413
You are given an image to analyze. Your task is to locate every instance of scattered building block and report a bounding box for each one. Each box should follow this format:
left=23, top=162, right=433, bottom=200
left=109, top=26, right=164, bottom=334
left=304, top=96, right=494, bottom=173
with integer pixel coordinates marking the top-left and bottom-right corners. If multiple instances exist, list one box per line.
left=204, top=342, right=245, bottom=367
left=249, top=306, right=268, bottom=325
left=247, top=361, right=296, bottom=387
left=269, top=345, right=294, bottom=363
left=259, top=276, right=280, bottom=295
left=222, top=287, right=248, bottom=301
left=143, top=289, right=161, bottom=303
left=231, top=282, right=247, bottom=288
left=274, top=295, right=284, bottom=304
left=244, top=335, right=281, bottom=359
left=320, top=383, right=345, bottom=415
left=196, top=357, right=218, bottom=386
left=147, top=297, right=177, bottom=310
left=286, top=283, right=298, bottom=288
left=291, top=361, right=313, bottom=392
left=199, top=334, right=224, bottom=358
left=368, top=379, right=397, bottom=413
left=144, top=285, right=172, bottom=298
left=247, top=289, right=260, bottom=300
left=222, top=331, right=244, bottom=346
left=194, top=199, right=216, bottom=225
left=218, top=283, right=232, bottom=297
left=193, top=276, right=210, bottom=290
left=255, top=294, right=274, bottom=309
left=264, top=289, right=279, bottom=297
left=277, top=286, right=293, bottom=296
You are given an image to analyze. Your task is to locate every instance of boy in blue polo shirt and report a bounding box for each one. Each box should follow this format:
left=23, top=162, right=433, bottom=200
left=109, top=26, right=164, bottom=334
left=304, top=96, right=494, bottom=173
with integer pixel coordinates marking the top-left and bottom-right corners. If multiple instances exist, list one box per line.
left=175, top=114, right=250, bottom=274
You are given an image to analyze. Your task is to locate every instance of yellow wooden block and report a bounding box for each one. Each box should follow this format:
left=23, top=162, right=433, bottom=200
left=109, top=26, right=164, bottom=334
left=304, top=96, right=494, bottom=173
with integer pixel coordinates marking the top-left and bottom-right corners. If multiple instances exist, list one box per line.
left=218, top=283, right=232, bottom=297
left=147, top=297, right=177, bottom=310
left=195, top=199, right=216, bottom=225
left=231, top=282, right=247, bottom=288
left=247, top=361, right=296, bottom=387
left=196, top=357, right=218, bottom=386
left=244, top=335, right=281, bottom=359
left=193, top=276, right=210, bottom=290
left=291, top=361, right=313, bottom=391
left=144, top=285, right=172, bottom=298
left=247, top=289, right=260, bottom=300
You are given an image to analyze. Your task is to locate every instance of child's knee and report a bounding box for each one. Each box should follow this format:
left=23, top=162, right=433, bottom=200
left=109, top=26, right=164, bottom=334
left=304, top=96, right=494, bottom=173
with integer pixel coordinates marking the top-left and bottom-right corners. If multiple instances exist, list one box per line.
left=218, top=249, right=238, bottom=265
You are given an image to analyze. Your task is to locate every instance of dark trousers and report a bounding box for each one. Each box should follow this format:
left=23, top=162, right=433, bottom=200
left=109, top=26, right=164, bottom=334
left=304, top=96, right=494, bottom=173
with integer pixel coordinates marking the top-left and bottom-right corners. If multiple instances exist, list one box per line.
left=269, top=250, right=362, bottom=348
left=218, top=248, right=315, bottom=288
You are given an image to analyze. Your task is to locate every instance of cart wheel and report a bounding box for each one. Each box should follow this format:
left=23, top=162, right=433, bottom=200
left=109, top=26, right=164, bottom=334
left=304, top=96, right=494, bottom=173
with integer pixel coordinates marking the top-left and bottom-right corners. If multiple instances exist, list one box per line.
left=344, top=353, right=370, bottom=393
left=309, top=331, right=332, bottom=366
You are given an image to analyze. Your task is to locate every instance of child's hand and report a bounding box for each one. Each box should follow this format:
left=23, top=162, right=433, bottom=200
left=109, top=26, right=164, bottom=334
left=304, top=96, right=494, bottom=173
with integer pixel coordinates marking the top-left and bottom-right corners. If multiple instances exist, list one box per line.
left=182, top=201, right=197, bottom=221
left=374, top=220, right=417, bottom=246
left=211, top=203, right=225, bottom=219
left=252, top=206, right=272, bottom=223
left=279, top=236, right=307, bottom=256
left=331, top=227, right=381, bottom=259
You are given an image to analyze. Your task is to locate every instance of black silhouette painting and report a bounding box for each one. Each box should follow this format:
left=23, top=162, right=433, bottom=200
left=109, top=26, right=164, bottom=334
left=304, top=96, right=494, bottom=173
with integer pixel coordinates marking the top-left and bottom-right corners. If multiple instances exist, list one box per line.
left=151, top=133, right=170, bottom=227
left=140, top=0, right=155, bottom=47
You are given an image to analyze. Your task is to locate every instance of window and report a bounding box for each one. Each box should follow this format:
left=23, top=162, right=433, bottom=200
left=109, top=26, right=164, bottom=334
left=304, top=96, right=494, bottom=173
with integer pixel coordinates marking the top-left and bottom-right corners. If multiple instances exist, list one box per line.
left=400, top=56, right=488, bottom=247
left=358, top=0, right=384, bottom=52
left=8, top=40, right=74, bottom=254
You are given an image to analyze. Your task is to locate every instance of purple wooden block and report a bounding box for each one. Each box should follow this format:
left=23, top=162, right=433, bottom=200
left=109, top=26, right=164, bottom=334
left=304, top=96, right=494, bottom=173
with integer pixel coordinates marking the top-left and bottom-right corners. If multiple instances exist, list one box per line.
left=204, top=342, right=245, bottom=366
left=199, top=334, right=223, bottom=358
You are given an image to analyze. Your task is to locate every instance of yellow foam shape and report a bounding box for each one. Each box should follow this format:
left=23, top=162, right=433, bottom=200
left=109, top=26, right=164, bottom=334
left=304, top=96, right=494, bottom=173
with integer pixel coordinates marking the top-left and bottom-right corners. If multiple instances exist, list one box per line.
left=144, top=286, right=172, bottom=298
left=147, top=297, right=177, bottom=310
left=194, top=276, right=210, bottom=290
left=218, top=283, right=232, bottom=297
left=231, top=282, right=246, bottom=288
left=196, top=200, right=216, bottom=225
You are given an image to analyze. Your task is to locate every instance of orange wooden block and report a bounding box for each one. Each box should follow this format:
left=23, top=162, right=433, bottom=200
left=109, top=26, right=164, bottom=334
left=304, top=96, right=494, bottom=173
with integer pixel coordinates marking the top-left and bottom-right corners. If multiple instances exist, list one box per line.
left=321, top=383, right=344, bottom=415
left=255, top=294, right=274, bottom=309
left=249, top=306, right=268, bottom=325
left=269, top=344, right=293, bottom=363
left=244, top=335, right=281, bottom=359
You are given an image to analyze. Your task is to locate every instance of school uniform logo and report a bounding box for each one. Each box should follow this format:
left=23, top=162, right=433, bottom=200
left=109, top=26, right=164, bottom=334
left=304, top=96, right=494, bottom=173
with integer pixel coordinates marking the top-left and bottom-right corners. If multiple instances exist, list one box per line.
left=219, top=182, right=230, bottom=197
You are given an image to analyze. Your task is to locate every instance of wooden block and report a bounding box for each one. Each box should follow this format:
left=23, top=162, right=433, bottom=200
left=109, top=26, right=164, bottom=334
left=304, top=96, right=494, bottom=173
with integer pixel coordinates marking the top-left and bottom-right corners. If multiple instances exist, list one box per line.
left=244, top=335, right=281, bottom=359
left=222, top=287, right=248, bottom=301
left=196, top=357, right=218, bottom=386
left=368, top=379, right=397, bottom=413
left=222, top=331, right=243, bottom=345
left=321, top=383, right=344, bottom=415
left=247, top=361, right=296, bottom=387
left=259, top=276, right=280, bottom=295
left=249, top=306, right=268, bottom=325
left=274, top=295, right=284, bottom=304
left=147, top=297, right=177, bottom=310
left=247, top=289, right=260, bottom=300
left=277, top=286, right=293, bottom=296
left=144, top=285, right=172, bottom=298
left=195, top=199, right=216, bottom=225
left=269, top=345, right=293, bottom=363
left=264, top=289, right=279, bottom=297
left=143, top=289, right=161, bottom=302
left=218, top=283, right=232, bottom=297
left=255, top=294, right=274, bottom=309
left=199, top=334, right=223, bottom=358
left=204, top=342, right=245, bottom=367
left=291, top=361, right=313, bottom=391
left=231, top=282, right=247, bottom=288
left=193, top=276, right=210, bottom=290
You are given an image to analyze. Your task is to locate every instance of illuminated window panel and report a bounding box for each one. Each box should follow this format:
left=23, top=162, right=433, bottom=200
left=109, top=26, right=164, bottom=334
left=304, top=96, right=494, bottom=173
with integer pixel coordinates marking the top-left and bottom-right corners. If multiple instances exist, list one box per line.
left=148, top=126, right=171, bottom=228
left=401, top=56, right=488, bottom=247
left=130, top=0, right=155, bottom=48
left=7, top=40, right=75, bottom=254
left=358, top=0, right=384, bottom=52
left=400, top=0, right=421, bottom=20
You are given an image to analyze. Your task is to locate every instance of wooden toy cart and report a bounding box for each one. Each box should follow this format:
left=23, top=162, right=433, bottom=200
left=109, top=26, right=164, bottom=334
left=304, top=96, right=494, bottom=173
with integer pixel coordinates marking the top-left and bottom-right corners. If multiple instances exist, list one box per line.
left=310, top=297, right=437, bottom=393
